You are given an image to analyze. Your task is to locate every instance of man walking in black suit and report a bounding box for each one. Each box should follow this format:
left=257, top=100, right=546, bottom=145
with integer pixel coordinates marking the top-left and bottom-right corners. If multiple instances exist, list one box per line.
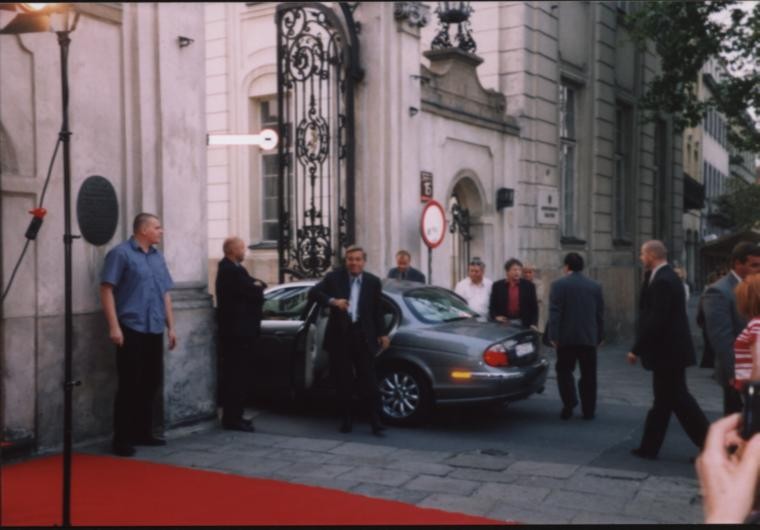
left=628, top=240, right=709, bottom=460
left=489, top=258, right=538, bottom=328
left=215, top=237, right=267, bottom=432
left=309, top=245, right=390, bottom=435
left=548, top=253, right=605, bottom=420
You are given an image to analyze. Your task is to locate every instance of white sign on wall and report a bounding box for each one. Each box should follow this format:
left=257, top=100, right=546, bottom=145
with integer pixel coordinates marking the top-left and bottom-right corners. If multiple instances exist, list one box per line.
left=537, top=186, right=560, bottom=225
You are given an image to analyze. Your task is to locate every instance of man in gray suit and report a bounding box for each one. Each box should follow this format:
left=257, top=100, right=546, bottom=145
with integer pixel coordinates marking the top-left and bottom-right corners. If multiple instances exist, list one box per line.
left=703, top=242, right=760, bottom=415
left=548, top=252, right=605, bottom=420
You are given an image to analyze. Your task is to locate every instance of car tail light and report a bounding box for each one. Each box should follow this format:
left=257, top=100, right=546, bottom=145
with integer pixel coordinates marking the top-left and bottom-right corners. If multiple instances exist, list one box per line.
left=484, top=343, right=509, bottom=367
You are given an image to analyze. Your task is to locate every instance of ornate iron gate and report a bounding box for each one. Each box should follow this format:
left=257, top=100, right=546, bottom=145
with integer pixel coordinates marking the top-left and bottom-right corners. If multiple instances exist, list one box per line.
left=276, top=2, right=361, bottom=282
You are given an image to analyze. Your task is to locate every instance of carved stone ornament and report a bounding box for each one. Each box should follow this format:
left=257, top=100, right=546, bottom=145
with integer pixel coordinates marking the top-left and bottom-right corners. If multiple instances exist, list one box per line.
left=393, top=1, right=430, bottom=28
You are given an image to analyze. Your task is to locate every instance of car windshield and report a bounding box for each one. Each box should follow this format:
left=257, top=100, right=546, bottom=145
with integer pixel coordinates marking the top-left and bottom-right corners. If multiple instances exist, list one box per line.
left=403, top=287, right=478, bottom=324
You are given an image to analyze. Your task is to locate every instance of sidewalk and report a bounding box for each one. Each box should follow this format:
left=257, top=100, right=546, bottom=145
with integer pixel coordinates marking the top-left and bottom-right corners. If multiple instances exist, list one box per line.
left=78, top=339, right=721, bottom=525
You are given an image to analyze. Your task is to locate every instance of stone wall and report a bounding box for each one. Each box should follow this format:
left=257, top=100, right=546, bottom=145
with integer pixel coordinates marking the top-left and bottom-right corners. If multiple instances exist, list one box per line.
left=1, top=3, right=215, bottom=450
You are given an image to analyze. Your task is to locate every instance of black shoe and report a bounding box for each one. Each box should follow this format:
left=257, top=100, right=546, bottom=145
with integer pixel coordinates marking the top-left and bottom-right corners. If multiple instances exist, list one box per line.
left=133, top=435, right=167, bottom=446
left=630, top=448, right=657, bottom=460
left=112, top=442, right=136, bottom=457
left=339, top=418, right=353, bottom=433
left=560, top=407, right=574, bottom=420
left=223, top=420, right=255, bottom=433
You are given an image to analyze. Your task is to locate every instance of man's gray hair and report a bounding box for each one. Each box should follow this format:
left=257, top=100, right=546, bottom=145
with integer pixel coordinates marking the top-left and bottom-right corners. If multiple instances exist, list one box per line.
left=345, top=245, right=367, bottom=260
left=133, top=212, right=159, bottom=234
left=643, top=240, right=668, bottom=260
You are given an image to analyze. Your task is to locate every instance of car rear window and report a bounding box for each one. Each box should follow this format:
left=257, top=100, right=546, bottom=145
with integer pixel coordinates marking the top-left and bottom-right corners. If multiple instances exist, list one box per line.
left=403, top=288, right=478, bottom=324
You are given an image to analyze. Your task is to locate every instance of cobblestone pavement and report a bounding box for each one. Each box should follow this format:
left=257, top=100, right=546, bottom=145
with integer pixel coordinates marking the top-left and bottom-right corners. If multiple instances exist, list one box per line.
left=78, top=319, right=722, bottom=525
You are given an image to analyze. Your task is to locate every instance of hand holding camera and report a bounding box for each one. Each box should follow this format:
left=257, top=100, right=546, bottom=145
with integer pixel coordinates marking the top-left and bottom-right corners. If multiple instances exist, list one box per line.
left=696, top=413, right=760, bottom=524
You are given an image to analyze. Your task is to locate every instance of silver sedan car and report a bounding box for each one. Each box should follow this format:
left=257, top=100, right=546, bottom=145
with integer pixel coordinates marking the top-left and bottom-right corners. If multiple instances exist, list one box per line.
left=251, top=279, right=549, bottom=425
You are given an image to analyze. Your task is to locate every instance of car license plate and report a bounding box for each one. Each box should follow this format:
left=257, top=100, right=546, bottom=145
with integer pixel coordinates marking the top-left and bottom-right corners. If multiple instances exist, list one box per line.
left=515, top=343, right=533, bottom=357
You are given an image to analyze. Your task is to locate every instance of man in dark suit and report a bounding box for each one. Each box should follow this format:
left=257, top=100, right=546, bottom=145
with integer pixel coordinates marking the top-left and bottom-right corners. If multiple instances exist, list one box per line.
left=489, top=258, right=538, bottom=328
left=309, top=245, right=390, bottom=435
left=703, top=242, right=760, bottom=415
left=628, top=240, right=709, bottom=460
left=548, top=252, right=605, bottom=420
left=215, top=237, right=267, bottom=432
left=387, top=249, right=426, bottom=283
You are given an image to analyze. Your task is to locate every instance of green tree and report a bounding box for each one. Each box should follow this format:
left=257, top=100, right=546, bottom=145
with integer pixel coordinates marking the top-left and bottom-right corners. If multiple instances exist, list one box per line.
left=713, top=176, right=760, bottom=230
left=626, top=1, right=760, bottom=152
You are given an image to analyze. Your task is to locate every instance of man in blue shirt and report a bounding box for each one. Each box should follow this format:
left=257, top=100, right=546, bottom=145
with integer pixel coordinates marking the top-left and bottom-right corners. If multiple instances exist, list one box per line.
left=100, top=213, right=176, bottom=457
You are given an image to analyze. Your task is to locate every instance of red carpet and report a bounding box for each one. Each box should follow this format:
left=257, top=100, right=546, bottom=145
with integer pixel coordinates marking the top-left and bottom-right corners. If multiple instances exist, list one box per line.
left=2, top=453, right=505, bottom=526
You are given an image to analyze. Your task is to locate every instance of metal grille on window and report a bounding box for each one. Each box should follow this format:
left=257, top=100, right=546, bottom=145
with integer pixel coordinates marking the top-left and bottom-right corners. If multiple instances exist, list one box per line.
left=559, top=83, right=577, bottom=238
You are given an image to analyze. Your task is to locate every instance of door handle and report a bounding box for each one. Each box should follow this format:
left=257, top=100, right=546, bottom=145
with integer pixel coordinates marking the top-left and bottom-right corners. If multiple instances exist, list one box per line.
left=274, top=331, right=286, bottom=336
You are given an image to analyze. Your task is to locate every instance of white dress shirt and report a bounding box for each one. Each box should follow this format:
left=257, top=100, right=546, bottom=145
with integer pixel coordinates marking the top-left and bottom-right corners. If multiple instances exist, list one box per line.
left=455, top=277, right=493, bottom=316
left=349, top=274, right=362, bottom=322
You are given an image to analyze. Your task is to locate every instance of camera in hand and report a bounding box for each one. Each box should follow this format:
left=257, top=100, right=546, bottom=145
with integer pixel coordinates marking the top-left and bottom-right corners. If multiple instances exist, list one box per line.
left=741, top=382, right=760, bottom=440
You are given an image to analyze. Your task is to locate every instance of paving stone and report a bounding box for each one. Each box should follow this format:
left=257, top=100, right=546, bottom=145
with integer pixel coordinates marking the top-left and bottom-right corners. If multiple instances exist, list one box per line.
left=274, top=461, right=355, bottom=480
left=578, top=466, right=650, bottom=481
left=214, top=454, right=293, bottom=476
left=325, top=453, right=390, bottom=468
left=561, top=472, right=643, bottom=498
left=449, top=468, right=518, bottom=484
left=639, top=475, right=701, bottom=500
left=474, top=482, right=551, bottom=504
left=158, top=450, right=229, bottom=469
left=487, top=502, right=576, bottom=525
left=623, top=490, right=703, bottom=524
left=571, top=511, right=660, bottom=524
left=265, top=448, right=336, bottom=464
left=444, top=452, right=513, bottom=471
left=384, top=459, right=452, bottom=477
left=418, top=493, right=499, bottom=517
left=282, top=476, right=361, bottom=492
left=352, top=483, right=430, bottom=504
left=337, top=466, right=415, bottom=487
left=404, top=475, right=480, bottom=496
left=329, top=442, right=397, bottom=458
left=543, top=489, right=627, bottom=515
left=391, top=448, right=455, bottom=463
left=506, top=460, right=578, bottom=479
left=275, top=437, right=344, bottom=452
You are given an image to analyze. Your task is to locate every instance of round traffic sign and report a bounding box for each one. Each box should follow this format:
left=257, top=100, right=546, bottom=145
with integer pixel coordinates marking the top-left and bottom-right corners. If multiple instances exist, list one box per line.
left=420, top=199, right=446, bottom=249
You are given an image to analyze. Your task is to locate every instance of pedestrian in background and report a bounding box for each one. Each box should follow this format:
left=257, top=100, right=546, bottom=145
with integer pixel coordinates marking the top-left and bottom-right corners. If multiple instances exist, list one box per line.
left=628, top=240, right=709, bottom=460
left=548, top=252, right=604, bottom=420
left=454, top=258, right=492, bottom=316
left=697, top=269, right=725, bottom=369
left=100, top=213, right=177, bottom=457
left=522, top=263, right=546, bottom=330
left=387, top=249, right=426, bottom=283
left=215, top=237, right=267, bottom=432
left=310, top=245, right=390, bottom=435
left=489, top=258, right=538, bottom=329
left=703, top=242, right=760, bottom=415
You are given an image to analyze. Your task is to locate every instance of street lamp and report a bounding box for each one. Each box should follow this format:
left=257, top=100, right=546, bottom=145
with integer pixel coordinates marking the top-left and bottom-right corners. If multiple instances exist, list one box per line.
left=430, top=1, right=476, bottom=54
left=0, top=3, right=80, bottom=527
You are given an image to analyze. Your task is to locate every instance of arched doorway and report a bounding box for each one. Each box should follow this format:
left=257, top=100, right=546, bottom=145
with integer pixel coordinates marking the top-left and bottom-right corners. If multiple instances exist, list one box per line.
left=449, top=176, right=484, bottom=288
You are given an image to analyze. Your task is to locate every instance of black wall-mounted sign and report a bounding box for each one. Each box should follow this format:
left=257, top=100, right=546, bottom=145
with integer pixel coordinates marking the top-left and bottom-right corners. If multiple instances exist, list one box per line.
left=76, top=175, right=118, bottom=246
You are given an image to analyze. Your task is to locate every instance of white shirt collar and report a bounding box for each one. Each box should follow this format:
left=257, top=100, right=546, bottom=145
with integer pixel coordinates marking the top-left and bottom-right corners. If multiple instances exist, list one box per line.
left=649, top=262, right=668, bottom=284
left=731, top=270, right=743, bottom=284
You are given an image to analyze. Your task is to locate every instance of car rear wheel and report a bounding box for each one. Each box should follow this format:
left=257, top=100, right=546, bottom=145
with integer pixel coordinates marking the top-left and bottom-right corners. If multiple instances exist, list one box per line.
left=377, top=365, right=431, bottom=426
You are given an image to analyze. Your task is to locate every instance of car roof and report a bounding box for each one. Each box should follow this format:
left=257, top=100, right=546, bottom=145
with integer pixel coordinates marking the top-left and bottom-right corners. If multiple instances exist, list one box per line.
left=266, top=278, right=448, bottom=295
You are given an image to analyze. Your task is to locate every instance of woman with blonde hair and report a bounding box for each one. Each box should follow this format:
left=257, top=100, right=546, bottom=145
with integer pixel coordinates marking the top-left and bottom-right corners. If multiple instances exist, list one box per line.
left=732, top=274, right=760, bottom=388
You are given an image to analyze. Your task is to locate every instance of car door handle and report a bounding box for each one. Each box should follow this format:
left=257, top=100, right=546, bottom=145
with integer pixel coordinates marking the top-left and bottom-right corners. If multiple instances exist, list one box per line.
left=274, top=331, right=287, bottom=336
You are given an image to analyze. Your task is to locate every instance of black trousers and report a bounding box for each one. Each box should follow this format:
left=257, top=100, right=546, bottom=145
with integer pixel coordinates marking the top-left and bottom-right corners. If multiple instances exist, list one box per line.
left=114, top=324, right=163, bottom=444
left=723, top=384, right=744, bottom=416
left=330, top=323, right=380, bottom=422
left=555, top=345, right=597, bottom=416
left=638, top=366, right=709, bottom=455
left=219, top=335, right=255, bottom=423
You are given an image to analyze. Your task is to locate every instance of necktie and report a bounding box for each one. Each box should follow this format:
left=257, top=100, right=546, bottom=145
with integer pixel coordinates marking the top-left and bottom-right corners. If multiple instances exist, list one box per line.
left=349, top=277, right=360, bottom=322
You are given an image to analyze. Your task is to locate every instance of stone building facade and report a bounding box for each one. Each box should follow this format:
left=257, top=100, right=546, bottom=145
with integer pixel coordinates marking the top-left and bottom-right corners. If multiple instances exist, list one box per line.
left=1, top=4, right=214, bottom=450
left=206, top=1, right=689, bottom=342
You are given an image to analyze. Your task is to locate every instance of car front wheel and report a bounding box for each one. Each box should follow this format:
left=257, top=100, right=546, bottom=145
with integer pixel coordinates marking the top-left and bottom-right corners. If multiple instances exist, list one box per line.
left=377, top=365, right=431, bottom=426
